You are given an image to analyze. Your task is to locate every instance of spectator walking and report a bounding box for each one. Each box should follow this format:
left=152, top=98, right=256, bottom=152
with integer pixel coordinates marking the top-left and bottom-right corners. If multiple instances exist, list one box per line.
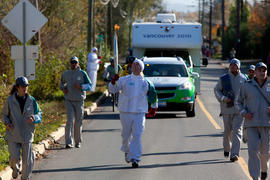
left=60, top=56, right=91, bottom=148
left=2, top=76, right=42, bottom=180
left=235, top=62, right=270, bottom=180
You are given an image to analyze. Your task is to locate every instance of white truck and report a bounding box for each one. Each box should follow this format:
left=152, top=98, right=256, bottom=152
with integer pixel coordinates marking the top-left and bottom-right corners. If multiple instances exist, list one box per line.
left=132, top=13, right=207, bottom=94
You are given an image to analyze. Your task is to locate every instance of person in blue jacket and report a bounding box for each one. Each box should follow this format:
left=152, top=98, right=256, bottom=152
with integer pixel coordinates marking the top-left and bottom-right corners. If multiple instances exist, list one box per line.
left=2, top=76, right=42, bottom=180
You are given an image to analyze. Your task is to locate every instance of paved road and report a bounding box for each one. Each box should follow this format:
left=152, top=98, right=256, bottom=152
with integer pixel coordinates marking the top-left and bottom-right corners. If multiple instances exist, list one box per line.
left=31, top=60, right=255, bottom=180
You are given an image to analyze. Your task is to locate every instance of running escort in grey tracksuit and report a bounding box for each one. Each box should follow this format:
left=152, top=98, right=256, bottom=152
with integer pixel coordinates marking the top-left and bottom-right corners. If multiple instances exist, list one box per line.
left=2, top=93, right=41, bottom=180
left=214, top=70, right=247, bottom=159
left=60, top=66, right=91, bottom=147
left=235, top=78, right=270, bottom=180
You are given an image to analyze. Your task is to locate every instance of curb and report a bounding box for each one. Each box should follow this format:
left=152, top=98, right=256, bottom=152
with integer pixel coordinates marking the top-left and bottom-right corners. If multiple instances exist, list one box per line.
left=0, top=90, right=108, bottom=180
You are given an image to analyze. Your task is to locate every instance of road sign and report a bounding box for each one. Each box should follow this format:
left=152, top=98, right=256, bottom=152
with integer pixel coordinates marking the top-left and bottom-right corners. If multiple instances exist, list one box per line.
left=11, top=45, right=39, bottom=60
left=1, top=0, right=48, bottom=43
left=15, top=59, right=35, bottom=80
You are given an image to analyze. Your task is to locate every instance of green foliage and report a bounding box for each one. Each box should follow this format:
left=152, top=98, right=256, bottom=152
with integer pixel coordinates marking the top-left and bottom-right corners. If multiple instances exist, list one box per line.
left=29, top=54, right=66, bottom=100
left=223, top=1, right=252, bottom=59
left=33, top=101, right=66, bottom=143
left=0, top=140, right=9, bottom=171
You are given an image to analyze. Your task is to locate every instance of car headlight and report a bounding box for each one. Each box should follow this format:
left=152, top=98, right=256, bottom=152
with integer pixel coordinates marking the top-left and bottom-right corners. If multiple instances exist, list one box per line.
left=179, top=81, right=192, bottom=90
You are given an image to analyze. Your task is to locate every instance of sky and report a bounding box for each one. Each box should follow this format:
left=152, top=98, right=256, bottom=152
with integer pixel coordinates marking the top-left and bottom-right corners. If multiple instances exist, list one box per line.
left=163, top=0, right=254, bottom=13
left=163, top=0, right=198, bottom=13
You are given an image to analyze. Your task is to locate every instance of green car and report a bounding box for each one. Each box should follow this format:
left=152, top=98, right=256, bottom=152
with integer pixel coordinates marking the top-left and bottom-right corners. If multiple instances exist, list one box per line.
left=143, top=57, right=198, bottom=117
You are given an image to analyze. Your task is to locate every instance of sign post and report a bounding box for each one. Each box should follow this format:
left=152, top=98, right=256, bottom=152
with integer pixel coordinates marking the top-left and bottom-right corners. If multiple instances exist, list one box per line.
left=23, top=1, right=27, bottom=76
left=1, top=0, right=48, bottom=80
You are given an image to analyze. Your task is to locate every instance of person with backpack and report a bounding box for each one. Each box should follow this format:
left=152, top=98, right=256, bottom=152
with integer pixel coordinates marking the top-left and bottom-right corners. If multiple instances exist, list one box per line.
left=214, top=58, right=247, bottom=162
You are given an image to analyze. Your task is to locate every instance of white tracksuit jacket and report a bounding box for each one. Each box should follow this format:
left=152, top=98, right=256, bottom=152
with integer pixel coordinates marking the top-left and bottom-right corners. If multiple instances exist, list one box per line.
left=109, top=74, right=148, bottom=161
left=87, top=51, right=99, bottom=92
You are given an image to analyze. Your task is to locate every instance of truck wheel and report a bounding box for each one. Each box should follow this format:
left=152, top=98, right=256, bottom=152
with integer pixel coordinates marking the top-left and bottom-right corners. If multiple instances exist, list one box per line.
left=186, top=103, right=195, bottom=117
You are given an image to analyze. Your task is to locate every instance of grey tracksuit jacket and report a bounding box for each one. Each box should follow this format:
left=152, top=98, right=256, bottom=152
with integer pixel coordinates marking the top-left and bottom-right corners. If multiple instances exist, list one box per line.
left=1, top=93, right=42, bottom=143
left=235, top=78, right=270, bottom=127
left=214, top=71, right=247, bottom=115
left=60, top=67, right=91, bottom=101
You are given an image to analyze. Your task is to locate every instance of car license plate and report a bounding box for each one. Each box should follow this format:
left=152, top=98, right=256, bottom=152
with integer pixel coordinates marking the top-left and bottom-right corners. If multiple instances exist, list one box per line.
left=158, top=101, right=167, bottom=107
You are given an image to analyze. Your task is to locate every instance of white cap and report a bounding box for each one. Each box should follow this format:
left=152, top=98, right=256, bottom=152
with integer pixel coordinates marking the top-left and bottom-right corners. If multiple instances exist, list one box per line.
left=92, top=47, right=98, bottom=52
left=133, top=59, right=144, bottom=71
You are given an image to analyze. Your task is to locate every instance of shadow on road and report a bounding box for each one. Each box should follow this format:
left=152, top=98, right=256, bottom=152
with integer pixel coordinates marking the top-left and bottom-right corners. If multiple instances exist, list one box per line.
left=185, top=132, right=223, bottom=138
left=142, top=148, right=223, bottom=157
left=32, top=159, right=229, bottom=173
left=82, top=128, right=120, bottom=133
left=84, top=113, right=120, bottom=121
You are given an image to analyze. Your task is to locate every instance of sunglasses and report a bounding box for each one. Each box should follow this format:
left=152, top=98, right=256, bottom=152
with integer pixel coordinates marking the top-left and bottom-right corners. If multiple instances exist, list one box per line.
left=71, top=61, right=78, bottom=64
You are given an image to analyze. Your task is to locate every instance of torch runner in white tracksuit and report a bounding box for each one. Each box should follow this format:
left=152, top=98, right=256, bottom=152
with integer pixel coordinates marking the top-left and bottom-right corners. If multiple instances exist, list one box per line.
left=87, top=47, right=100, bottom=92
left=109, top=59, right=148, bottom=168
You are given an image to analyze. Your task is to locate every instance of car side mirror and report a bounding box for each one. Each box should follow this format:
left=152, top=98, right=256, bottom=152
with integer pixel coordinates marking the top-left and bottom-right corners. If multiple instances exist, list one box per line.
left=191, top=72, right=200, bottom=78
left=202, top=58, right=208, bottom=66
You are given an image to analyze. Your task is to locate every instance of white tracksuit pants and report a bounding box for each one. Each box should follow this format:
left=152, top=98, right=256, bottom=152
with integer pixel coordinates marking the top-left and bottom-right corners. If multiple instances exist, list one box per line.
left=247, top=127, right=270, bottom=180
left=65, top=100, right=84, bottom=146
left=8, top=141, right=34, bottom=180
left=120, top=112, right=145, bottom=162
left=222, top=114, right=244, bottom=158
left=88, top=70, right=97, bottom=92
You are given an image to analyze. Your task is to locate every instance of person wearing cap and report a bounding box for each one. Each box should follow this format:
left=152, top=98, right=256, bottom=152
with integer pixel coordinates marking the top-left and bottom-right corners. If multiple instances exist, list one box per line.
left=60, top=56, right=92, bottom=149
left=247, top=65, right=256, bottom=80
left=103, top=57, right=122, bottom=83
left=119, top=56, right=136, bottom=77
left=235, top=62, right=270, bottom=180
left=1, top=76, right=42, bottom=180
left=87, top=47, right=101, bottom=92
left=214, top=58, right=247, bottom=162
left=108, top=59, right=156, bottom=168
left=242, top=65, right=256, bottom=144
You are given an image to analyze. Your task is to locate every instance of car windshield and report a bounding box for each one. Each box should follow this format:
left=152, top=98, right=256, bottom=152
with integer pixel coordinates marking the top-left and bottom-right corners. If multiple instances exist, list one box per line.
left=143, top=64, right=188, bottom=77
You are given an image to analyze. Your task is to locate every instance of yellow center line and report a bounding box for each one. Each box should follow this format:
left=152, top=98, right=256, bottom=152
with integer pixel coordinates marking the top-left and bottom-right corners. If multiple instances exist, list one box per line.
left=196, top=97, right=221, bottom=129
left=238, top=157, right=252, bottom=180
left=196, top=96, right=252, bottom=180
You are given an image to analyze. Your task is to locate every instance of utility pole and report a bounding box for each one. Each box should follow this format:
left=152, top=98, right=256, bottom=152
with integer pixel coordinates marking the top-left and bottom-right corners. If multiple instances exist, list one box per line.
left=236, top=0, right=240, bottom=53
left=221, top=0, right=225, bottom=60
left=201, top=0, right=205, bottom=32
left=93, top=0, right=96, bottom=47
left=107, top=1, right=113, bottom=50
left=209, top=0, right=212, bottom=55
left=128, top=1, right=134, bottom=50
left=88, top=0, right=93, bottom=51
left=198, top=0, right=201, bottom=23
